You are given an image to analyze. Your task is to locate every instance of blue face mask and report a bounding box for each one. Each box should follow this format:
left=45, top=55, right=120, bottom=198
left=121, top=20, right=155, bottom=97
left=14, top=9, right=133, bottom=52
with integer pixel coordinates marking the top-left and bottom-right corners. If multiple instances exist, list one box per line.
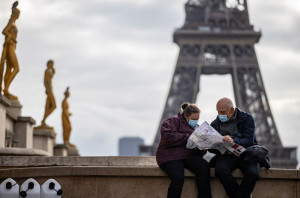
left=218, top=115, right=229, bottom=122
left=188, top=119, right=198, bottom=128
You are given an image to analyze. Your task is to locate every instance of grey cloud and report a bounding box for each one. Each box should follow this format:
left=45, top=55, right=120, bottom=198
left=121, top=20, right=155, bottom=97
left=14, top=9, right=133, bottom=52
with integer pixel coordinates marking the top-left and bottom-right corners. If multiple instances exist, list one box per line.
left=249, top=1, right=300, bottom=51
left=72, top=0, right=184, bottom=31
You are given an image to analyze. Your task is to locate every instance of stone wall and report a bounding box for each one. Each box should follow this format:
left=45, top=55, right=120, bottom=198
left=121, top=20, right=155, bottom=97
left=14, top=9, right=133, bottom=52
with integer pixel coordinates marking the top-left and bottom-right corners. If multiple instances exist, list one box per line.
left=0, top=156, right=299, bottom=198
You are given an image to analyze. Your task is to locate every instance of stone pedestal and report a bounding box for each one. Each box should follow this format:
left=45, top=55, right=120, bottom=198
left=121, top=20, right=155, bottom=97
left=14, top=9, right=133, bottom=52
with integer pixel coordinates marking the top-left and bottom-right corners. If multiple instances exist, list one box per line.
left=67, top=146, right=80, bottom=156
left=14, top=117, right=36, bottom=149
left=33, top=127, right=56, bottom=156
left=0, top=95, right=62, bottom=157
left=0, top=96, right=10, bottom=147
left=0, top=96, right=38, bottom=156
left=6, top=100, right=22, bottom=118
left=54, top=144, right=68, bottom=156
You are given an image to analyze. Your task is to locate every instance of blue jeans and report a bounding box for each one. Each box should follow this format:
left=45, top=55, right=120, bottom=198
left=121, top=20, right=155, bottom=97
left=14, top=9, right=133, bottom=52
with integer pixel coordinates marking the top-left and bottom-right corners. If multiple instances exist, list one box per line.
left=159, top=155, right=212, bottom=198
left=214, top=154, right=259, bottom=198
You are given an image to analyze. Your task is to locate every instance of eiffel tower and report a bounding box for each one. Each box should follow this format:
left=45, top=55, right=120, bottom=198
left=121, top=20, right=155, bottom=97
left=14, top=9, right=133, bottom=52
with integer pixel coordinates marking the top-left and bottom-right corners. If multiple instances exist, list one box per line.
left=141, top=0, right=297, bottom=168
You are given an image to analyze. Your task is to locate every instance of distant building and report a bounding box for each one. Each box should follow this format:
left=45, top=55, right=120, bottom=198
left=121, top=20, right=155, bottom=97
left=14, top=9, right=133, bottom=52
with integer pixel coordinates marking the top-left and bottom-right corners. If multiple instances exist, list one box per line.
left=118, top=137, right=144, bottom=156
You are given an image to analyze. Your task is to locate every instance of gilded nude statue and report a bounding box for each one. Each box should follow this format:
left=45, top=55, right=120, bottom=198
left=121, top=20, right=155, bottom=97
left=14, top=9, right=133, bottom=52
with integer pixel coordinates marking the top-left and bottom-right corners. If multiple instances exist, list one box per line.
left=0, top=1, right=20, bottom=101
left=62, top=87, right=76, bottom=148
left=41, top=60, right=56, bottom=127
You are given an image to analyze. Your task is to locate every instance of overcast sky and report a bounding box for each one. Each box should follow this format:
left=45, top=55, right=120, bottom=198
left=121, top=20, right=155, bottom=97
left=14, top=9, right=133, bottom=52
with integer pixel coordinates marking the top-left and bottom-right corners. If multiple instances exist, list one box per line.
left=0, top=0, right=299, bottom=164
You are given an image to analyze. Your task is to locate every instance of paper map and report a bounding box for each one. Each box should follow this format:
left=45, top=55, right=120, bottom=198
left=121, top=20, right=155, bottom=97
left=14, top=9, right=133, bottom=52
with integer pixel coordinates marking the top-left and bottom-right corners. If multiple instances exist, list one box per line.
left=186, top=121, right=245, bottom=156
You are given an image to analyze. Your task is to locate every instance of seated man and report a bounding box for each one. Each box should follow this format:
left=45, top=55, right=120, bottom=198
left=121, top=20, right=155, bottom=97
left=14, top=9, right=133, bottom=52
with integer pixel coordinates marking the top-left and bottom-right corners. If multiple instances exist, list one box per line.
left=210, top=97, right=259, bottom=198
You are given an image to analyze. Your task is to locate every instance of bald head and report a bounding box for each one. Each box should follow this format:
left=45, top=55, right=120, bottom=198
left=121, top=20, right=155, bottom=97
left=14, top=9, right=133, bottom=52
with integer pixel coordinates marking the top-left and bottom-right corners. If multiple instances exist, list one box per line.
left=217, top=97, right=234, bottom=110
left=216, top=97, right=235, bottom=119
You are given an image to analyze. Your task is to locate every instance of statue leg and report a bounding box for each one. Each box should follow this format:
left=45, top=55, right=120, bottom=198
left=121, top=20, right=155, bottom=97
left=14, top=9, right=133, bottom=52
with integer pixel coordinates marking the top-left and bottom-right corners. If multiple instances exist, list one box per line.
left=0, top=64, right=4, bottom=92
left=66, top=126, right=76, bottom=148
left=64, top=128, right=70, bottom=143
left=41, top=97, right=50, bottom=125
left=0, top=45, right=8, bottom=92
left=63, top=118, right=75, bottom=148
left=3, top=59, right=17, bottom=100
left=3, top=49, right=19, bottom=100
left=48, top=93, right=56, bottom=115
left=42, top=94, right=56, bottom=125
left=62, top=116, right=69, bottom=142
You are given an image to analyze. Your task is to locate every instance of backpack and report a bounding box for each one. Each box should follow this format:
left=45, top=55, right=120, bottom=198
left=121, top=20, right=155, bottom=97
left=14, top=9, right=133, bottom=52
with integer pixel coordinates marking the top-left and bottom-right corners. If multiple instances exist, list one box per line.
left=241, top=145, right=271, bottom=170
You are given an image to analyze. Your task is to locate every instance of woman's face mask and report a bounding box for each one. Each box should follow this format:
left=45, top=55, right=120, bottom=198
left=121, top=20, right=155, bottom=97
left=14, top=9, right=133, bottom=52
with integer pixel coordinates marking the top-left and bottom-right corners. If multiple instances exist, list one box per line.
left=186, top=113, right=200, bottom=128
left=188, top=119, right=198, bottom=128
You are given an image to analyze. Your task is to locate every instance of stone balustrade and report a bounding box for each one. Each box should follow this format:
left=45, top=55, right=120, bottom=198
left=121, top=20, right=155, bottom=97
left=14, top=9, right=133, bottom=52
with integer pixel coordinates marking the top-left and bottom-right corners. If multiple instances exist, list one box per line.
left=0, top=156, right=299, bottom=198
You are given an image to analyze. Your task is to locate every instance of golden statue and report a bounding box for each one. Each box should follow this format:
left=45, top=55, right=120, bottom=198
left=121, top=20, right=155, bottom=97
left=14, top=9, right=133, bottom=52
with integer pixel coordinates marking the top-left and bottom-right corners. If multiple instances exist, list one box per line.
left=0, top=1, right=20, bottom=101
left=40, top=60, right=56, bottom=127
left=62, top=87, right=76, bottom=148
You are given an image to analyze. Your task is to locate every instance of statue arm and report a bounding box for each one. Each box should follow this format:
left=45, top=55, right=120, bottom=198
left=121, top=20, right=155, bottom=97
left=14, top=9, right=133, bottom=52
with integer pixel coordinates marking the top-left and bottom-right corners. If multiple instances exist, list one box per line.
left=2, top=21, right=13, bottom=43
left=44, top=80, right=51, bottom=93
left=63, top=110, right=71, bottom=117
left=43, top=71, right=53, bottom=93
left=44, top=80, right=53, bottom=96
left=62, top=101, right=71, bottom=117
left=62, top=107, right=68, bottom=117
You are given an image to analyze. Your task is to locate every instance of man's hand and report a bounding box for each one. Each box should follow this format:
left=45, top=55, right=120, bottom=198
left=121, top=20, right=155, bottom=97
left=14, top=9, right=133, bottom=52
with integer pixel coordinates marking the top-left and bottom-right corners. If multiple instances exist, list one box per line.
left=223, top=135, right=234, bottom=143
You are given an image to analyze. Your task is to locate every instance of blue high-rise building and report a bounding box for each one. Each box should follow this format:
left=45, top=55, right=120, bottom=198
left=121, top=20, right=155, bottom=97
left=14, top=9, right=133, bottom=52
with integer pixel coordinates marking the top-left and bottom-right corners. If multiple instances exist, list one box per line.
left=118, top=137, right=144, bottom=156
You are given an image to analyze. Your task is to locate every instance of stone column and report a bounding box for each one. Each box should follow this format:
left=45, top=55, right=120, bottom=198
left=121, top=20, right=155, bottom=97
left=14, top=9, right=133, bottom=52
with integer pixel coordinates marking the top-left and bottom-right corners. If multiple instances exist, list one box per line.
left=14, top=117, right=36, bottom=149
left=0, top=96, right=10, bottom=147
left=33, top=127, right=56, bottom=156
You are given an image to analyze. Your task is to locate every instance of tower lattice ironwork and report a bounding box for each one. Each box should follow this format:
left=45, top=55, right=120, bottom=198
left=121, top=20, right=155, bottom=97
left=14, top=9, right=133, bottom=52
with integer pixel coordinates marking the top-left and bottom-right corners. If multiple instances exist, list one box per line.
left=141, top=0, right=297, bottom=168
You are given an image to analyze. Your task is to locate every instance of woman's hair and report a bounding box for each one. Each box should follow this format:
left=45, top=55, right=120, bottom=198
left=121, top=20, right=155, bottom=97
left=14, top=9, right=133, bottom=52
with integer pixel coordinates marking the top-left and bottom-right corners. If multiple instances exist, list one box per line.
left=64, top=87, right=70, bottom=95
left=47, top=60, right=54, bottom=66
left=12, top=1, right=18, bottom=9
left=11, top=2, right=20, bottom=19
left=181, top=102, right=200, bottom=117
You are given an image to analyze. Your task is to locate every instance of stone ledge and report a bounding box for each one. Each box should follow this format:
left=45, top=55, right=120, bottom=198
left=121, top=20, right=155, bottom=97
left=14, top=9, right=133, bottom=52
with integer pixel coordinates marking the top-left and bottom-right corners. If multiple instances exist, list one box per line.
left=9, top=100, right=22, bottom=108
left=0, top=156, right=156, bottom=167
left=6, top=109, right=18, bottom=120
left=0, top=166, right=298, bottom=180
left=0, top=148, right=50, bottom=156
left=54, top=144, right=68, bottom=149
left=259, top=168, right=298, bottom=179
left=17, top=116, right=36, bottom=124
left=0, top=95, right=10, bottom=106
left=33, top=130, right=56, bottom=138
left=0, top=157, right=298, bottom=198
left=108, top=156, right=157, bottom=166
left=0, top=156, right=108, bottom=167
left=0, top=156, right=298, bottom=180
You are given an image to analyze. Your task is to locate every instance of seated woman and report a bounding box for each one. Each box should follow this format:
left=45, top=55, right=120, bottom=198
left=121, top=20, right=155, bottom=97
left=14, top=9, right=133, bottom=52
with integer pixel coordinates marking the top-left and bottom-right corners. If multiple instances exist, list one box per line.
left=156, top=102, right=212, bottom=198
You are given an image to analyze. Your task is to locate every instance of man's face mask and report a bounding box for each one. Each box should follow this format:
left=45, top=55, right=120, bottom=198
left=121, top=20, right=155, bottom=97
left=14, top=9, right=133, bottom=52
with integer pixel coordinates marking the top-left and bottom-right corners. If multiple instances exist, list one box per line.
left=218, top=114, right=229, bottom=122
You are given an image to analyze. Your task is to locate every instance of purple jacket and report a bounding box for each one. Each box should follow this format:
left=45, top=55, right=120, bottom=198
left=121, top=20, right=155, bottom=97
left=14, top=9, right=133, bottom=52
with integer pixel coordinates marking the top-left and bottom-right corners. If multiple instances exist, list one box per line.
left=156, top=113, right=194, bottom=166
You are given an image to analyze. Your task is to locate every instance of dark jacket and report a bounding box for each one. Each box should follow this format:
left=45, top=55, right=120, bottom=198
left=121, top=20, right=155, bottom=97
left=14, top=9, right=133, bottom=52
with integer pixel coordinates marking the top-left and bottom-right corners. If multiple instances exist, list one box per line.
left=211, top=108, right=257, bottom=148
left=156, top=113, right=194, bottom=166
